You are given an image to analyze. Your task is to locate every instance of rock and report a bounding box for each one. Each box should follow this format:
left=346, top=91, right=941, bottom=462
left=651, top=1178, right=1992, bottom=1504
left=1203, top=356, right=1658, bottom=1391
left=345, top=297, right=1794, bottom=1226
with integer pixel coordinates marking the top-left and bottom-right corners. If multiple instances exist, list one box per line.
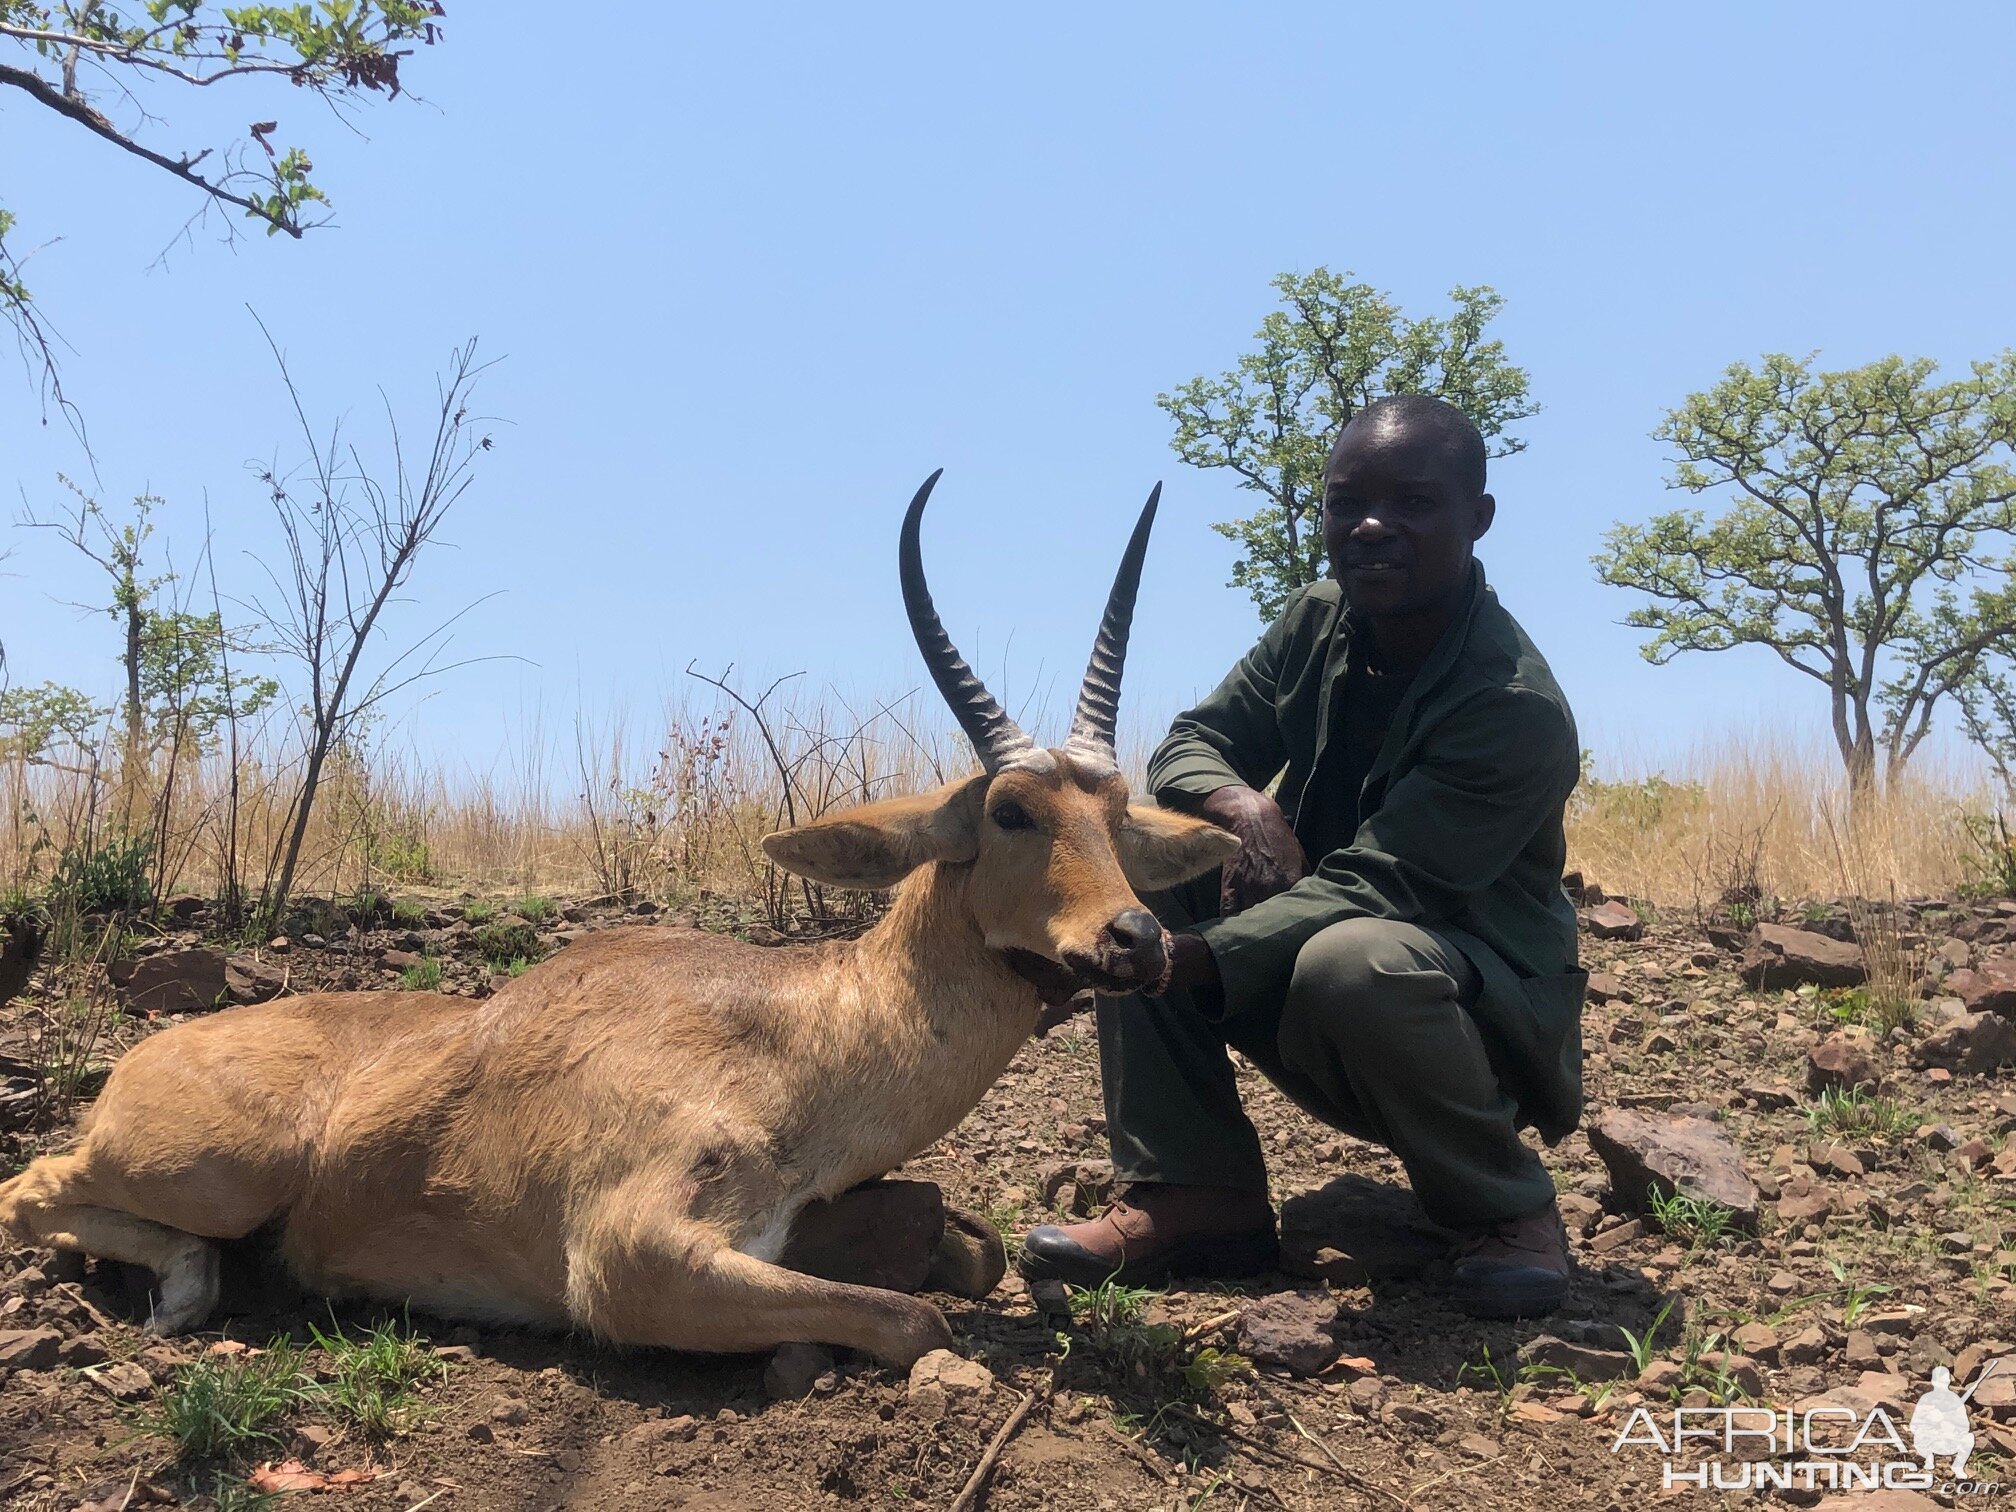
left=1586, top=1218, right=1644, bottom=1254
left=0, top=1327, right=62, bottom=1370
left=291, top=1423, right=338, bottom=1461
left=378, top=949, right=425, bottom=972
left=86, top=1360, right=153, bottom=1400
left=908, top=1349, right=994, bottom=1409
left=1781, top=1325, right=1832, bottom=1365
left=1030, top=1278, right=1071, bottom=1321
left=1945, top=955, right=2016, bottom=1016
left=1912, top=1005, right=2016, bottom=1075
left=1585, top=971, right=1628, bottom=1005
left=1236, top=1292, right=1343, bottom=1376
left=1740, top=924, right=1866, bottom=990
left=1515, top=1335, right=1636, bottom=1383
left=1731, top=1321, right=1780, bottom=1362
left=60, top=1334, right=109, bottom=1367
left=1579, top=902, right=1644, bottom=941
left=1637, top=1360, right=1684, bottom=1394
left=1556, top=1192, right=1603, bottom=1237
left=224, top=954, right=287, bottom=1005
left=1807, top=1142, right=1865, bottom=1179
left=1345, top=1376, right=1387, bottom=1414
left=1381, top=1402, right=1441, bottom=1434
left=1586, top=1109, right=1760, bottom=1229
left=780, top=1179, right=946, bottom=1293
left=109, top=947, right=228, bottom=1014
left=489, top=1397, right=532, bottom=1426
left=763, top=1342, right=836, bottom=1401
left=1920, top=1123, right=1963, bottom=1151
left=1039, top=1158, right=1115, bottom=1217
left=924, top=1207, right=1007, bottom=1299
left=1806, top=1030, right=1882, bottom=1093
left=1742, top=1083, right=1797, bottom=1110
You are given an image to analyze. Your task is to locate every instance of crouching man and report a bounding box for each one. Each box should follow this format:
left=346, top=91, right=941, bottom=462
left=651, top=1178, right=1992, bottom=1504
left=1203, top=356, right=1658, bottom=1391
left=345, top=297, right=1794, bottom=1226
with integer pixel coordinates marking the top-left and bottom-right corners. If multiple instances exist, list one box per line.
left=1019, top=395, right=1587, bottom=1319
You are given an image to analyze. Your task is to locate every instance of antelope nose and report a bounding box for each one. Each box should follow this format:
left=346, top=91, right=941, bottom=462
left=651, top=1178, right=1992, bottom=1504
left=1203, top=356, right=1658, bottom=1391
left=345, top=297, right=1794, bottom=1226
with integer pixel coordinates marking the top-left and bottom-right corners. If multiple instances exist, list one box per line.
left=1107, top=909, right=1162, bottom=951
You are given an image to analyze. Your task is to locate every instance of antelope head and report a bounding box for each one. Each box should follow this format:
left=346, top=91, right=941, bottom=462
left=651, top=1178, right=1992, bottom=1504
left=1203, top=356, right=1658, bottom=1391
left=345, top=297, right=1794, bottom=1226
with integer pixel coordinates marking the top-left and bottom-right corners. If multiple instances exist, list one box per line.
left=763, top=472, right=1238, bottom=998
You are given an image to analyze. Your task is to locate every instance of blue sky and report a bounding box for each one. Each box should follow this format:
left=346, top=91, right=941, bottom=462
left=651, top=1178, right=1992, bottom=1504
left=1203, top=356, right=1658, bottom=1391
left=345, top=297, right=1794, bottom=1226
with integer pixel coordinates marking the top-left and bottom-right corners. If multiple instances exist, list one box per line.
left=5, top=3, right=2014, bottom=781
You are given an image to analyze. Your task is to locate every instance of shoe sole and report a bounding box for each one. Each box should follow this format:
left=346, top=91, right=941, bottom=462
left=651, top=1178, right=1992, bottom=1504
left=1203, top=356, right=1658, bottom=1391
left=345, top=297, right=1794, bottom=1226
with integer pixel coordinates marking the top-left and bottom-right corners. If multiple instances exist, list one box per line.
left=1016, top=1231, right=1280, bottom=1289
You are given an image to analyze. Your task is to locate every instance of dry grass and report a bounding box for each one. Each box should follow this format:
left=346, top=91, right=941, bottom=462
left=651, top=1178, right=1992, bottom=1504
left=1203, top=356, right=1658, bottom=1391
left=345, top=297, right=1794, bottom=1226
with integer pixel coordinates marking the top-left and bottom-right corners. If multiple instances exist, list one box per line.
left=3, top=694, right=2008, bottom=922
left=1565, top=734, right=1998, bottom=910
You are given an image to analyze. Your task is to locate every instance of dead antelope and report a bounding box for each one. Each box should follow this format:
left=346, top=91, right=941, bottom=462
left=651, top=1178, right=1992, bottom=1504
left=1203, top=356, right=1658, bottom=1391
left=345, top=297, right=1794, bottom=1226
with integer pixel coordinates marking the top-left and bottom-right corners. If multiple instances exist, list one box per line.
left=0, top=473, right=1236, bottom=1367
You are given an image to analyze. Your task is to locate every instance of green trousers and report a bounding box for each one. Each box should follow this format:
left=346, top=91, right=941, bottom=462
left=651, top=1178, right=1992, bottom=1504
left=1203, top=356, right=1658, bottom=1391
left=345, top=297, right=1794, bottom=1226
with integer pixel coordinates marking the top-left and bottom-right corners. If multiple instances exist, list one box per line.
left=1097, top=879, right=1555, bottom=1230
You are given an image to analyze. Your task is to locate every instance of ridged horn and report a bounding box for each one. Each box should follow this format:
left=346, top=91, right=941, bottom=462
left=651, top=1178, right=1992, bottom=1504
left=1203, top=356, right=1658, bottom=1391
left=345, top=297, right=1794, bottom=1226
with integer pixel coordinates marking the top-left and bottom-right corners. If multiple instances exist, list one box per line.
left=1065, top=482, right=1160, bottom=759
left=900, top=471, right=1036, bottom=772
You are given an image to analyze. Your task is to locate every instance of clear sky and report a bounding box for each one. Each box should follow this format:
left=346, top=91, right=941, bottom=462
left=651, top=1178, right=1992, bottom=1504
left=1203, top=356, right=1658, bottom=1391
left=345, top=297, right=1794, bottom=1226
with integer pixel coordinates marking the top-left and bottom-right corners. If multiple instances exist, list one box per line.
left=5, top=3, right=2014, bottom=782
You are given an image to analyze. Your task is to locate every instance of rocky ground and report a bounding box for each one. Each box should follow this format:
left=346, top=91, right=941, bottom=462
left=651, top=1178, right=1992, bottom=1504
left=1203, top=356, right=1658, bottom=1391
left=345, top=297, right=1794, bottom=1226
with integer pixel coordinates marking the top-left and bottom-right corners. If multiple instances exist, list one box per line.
left=2, top=886, right=2014, bottom=1511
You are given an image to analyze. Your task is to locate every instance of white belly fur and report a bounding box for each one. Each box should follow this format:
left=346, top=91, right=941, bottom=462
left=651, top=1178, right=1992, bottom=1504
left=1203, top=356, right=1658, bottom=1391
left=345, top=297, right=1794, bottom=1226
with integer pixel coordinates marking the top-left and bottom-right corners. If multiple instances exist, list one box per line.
left=735, top=1195, right=810, bottom=1265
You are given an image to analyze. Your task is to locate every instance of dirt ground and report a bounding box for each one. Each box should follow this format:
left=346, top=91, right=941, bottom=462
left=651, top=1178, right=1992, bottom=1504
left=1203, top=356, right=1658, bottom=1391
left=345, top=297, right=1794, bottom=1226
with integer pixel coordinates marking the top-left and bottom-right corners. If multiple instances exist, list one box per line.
left=3, top=891, right=2015, bottom=1511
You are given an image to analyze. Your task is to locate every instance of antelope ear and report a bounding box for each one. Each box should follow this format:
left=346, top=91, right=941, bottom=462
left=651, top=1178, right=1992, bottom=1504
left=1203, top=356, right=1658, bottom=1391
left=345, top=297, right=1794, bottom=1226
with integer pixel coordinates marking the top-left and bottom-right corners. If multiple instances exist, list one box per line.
left=761, top=775, right=987, bottom=890
left=1118, top=804, right=1241, bottom=891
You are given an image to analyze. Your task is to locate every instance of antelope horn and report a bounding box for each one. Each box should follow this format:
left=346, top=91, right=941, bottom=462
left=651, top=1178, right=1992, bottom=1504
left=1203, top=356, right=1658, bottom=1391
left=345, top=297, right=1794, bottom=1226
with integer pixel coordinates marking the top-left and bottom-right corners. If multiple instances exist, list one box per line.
left=900, top=471, right=1037, bottom=772
left=1065, top=482, right=1160, bottom=760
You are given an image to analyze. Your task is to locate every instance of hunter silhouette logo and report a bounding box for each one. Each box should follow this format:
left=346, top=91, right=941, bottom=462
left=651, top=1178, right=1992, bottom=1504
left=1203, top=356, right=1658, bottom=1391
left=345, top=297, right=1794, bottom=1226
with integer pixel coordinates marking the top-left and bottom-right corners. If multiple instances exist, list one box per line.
left=1612, top=1356, right=2006, bottom=1494
left=1911, top=1361, right=1997, bottom=1479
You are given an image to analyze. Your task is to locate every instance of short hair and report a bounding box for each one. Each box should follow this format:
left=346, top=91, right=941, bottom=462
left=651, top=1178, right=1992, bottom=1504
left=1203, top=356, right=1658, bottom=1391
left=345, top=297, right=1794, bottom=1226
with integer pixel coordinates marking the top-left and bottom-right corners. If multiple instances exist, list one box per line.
left=1338, top=394, right=1488, bottom=496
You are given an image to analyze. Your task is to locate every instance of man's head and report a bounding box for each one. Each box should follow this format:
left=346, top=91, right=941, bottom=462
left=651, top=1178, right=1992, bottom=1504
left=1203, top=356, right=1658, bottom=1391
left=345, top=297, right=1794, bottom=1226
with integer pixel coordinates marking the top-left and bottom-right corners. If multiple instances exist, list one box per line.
left=1322, top=394, right=1495, bottom=623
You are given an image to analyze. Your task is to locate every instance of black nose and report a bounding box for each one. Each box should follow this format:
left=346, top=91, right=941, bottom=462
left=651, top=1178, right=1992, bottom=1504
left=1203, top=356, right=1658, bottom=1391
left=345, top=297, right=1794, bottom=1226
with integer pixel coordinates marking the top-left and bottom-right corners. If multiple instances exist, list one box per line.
left=1108, top=909, right=1161, bottom=951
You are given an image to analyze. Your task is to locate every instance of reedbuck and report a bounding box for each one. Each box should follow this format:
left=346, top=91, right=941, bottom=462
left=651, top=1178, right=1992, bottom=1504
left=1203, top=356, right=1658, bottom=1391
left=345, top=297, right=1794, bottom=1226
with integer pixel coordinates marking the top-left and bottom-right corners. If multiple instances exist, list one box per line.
left=0, top=474, right=1236, bottom=1367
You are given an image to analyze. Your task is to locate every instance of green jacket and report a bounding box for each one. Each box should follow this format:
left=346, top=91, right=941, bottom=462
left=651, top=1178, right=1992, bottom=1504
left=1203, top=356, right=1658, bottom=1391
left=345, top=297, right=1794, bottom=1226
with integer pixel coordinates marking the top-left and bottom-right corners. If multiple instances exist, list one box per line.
left=1149, top=560, right=1587, bottom=1141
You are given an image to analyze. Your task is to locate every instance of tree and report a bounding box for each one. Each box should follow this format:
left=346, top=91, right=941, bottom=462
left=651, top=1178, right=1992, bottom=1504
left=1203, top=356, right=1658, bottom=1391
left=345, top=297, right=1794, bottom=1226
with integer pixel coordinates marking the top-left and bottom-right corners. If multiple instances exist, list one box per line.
left=1, top=2, right=446, bottom=413
left=245, top=329, right=494, bottom=924
left=1157, top=268, right=1539, bottom=619
left=1594, top=352, right=2016, bottom=795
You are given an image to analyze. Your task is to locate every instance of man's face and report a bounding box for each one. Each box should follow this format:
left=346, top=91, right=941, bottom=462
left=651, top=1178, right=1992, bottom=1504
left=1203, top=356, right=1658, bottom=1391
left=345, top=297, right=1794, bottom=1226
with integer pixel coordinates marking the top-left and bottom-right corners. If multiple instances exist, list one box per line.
left=1321, top=418, right=1494, bottom=620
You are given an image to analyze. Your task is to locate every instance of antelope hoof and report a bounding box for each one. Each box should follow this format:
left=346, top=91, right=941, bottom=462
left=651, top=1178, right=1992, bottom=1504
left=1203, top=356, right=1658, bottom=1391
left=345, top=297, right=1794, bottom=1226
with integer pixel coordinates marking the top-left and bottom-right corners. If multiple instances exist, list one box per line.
left=875, top=1297, right=955, bottom=1370
left=146, top=1242, right=221, bottom=1335
left=926, top=1207, right=1007, bottom=1299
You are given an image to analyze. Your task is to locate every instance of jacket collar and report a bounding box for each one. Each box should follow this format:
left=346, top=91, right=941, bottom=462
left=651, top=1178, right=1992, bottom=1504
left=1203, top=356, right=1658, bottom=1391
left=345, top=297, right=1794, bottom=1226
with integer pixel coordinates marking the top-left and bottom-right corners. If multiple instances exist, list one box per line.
left=1324, top=558, right=1488, bottom=791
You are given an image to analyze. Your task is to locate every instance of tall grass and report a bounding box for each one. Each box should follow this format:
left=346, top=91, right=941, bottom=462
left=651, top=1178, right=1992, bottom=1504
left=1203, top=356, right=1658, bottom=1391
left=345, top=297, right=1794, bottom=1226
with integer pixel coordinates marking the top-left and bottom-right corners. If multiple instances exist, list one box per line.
left=4, top=694, right=2006, bottom=920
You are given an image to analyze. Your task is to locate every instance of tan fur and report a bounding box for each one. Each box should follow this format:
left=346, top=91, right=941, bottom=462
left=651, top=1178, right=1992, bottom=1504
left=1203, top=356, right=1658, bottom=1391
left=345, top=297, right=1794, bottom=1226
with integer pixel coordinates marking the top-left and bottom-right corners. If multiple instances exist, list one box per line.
left=0, top=754, right=1233, bottom=1364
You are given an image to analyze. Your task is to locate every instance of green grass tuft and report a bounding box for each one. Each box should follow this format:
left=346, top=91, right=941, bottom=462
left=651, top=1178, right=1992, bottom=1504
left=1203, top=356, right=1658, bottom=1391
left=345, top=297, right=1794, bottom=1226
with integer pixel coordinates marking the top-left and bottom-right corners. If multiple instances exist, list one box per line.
left=138, top=1338, right=312, bottom=1461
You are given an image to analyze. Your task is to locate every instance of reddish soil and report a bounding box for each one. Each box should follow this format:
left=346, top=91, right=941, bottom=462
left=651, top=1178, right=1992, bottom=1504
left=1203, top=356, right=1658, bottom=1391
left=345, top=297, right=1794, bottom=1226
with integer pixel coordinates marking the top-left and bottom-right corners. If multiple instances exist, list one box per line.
left=3, top=892, right=2014, bottom=1510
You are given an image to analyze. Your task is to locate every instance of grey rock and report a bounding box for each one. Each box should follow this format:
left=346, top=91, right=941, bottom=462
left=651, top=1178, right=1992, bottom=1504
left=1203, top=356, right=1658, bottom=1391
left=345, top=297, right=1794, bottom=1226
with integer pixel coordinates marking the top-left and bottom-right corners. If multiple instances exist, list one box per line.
left=1740, top=924, right=1866, bottom=990
left=1236, top=1291, right=1343, bottom=1376
left=1586, top=1108, right=1760, bottom=1229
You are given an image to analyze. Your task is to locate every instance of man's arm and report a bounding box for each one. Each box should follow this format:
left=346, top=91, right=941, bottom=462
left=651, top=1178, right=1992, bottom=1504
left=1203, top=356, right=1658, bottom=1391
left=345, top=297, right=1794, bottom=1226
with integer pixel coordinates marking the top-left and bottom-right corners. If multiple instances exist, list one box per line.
left=1175, top=686, right=1577, bottom=1002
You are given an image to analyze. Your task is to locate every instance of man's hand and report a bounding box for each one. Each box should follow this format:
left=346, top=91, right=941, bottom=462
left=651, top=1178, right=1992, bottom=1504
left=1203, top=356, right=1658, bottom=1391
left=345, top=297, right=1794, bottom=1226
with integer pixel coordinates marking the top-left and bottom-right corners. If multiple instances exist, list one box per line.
left=1201, top=785, right=1307, bottom=916
left=1161, top=930, right=1219, bottom=992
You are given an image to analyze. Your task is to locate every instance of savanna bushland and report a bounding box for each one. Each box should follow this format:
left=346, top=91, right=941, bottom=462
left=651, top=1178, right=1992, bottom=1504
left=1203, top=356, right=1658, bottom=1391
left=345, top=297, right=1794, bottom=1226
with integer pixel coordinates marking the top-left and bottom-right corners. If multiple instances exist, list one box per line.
left=4, top=78, right=2016, bottom=1510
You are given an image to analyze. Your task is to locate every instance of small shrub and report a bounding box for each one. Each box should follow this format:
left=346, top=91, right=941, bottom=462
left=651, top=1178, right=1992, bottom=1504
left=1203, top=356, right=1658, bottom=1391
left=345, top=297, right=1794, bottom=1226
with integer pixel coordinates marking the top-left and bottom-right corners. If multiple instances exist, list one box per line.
left=305, top=1314, right=446, bottom=1439
left=390, top=897, right=428, bottom=929
left=48, top=833, right=153, bottom=917
left=1960, top=812, right=2016, bottom=899
left=398, top=957, right=443, bottom=992
left=139, top=1338, right=312, bottom=1461
left=515, top=894, right=555, bottom=924
left=474, top=920, right=543, bottom=969
left=505, top=956, right=533, bottom=978
left=462, top=899, right=497, bottom=925
left=1805, top=1086, right=1912, bottom=1139
left=1646, top=1189, right=1736, bottom=1250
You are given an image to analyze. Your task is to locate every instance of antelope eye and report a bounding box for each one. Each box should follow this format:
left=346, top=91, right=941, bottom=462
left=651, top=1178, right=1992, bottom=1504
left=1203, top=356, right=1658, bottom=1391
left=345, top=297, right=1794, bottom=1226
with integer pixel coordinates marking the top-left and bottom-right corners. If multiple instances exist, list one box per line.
left=990, top=801, right=1036, bottom=832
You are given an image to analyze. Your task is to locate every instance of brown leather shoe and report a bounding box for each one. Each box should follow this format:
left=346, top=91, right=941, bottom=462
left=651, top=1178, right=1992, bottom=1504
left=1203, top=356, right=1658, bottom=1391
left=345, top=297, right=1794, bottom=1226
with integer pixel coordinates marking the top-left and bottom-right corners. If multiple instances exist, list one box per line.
left=1017, top=1183, right=1278, bottom=1287
left=1450, top=1199, right=1572, bottom=1319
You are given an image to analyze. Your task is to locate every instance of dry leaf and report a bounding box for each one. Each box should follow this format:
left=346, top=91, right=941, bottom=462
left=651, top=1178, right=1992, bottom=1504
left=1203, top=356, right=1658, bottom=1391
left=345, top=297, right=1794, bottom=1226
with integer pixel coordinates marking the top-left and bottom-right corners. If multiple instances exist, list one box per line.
left=247, top=1459, right=379, bottom=1493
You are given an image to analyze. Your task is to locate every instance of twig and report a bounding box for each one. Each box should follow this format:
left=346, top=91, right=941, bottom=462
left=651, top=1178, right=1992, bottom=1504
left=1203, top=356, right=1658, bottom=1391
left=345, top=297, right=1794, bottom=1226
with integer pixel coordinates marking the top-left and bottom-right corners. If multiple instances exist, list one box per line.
left=948, top=1379, right=1050, bottom=1512
left=1180, top=1307, right=1243, bottom=1345
left=1162, top=1402, right=1411, bottom=1508
left=1098, top=1419, right=1172, bottom=1484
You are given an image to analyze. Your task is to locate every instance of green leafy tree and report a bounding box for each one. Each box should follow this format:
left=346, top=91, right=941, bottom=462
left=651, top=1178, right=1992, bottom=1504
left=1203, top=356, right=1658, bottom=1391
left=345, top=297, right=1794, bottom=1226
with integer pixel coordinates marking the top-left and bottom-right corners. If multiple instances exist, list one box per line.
left=1, top=1, right=446, bottom=411
left=14, top=484, right=276, bottom=774
left=1594, top=352, right=2016, bottom=795
left=1157, top=268, right=1539, bottom=619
